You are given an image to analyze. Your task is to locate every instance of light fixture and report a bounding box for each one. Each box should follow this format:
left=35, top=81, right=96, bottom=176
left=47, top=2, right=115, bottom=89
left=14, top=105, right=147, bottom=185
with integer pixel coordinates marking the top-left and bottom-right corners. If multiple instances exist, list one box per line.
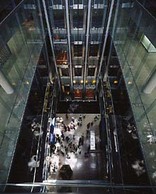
left=63, top=61, right=67, bottom=65
left=80, top=80, right=83, bottom=83
left=76, top=89, right=80, bottom=94
left=113, top=80, right=118, bottom=84
left=92, top=80, right=96, bottom=84
left=128, top=81, right=132, bottom=85
left=25, top=81, right=29, bottom=85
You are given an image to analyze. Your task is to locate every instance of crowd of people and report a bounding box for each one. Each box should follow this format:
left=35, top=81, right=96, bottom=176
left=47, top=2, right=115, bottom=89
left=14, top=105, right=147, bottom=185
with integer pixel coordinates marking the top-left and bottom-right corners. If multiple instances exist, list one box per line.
left=45, top=115, right=87, bottom=175
left=28, top=114, right=100, bottom=179
left=43, top=114, right=100, bottom=179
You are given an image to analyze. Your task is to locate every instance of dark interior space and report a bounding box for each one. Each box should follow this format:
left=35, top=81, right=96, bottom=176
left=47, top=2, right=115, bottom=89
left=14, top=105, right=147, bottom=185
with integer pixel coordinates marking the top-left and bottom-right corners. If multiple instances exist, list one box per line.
left=0, top=0, right=155, bottom=193
left=57, top=101, right=100, bottom=114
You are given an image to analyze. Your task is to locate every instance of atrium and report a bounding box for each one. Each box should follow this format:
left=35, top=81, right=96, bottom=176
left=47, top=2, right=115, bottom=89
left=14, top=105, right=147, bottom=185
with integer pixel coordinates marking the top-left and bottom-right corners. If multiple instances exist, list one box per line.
left=0, top=0, right=155, bottom=193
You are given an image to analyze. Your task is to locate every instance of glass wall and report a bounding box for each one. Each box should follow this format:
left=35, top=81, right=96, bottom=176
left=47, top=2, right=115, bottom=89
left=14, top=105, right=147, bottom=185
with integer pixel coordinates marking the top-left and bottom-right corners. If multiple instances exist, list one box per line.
left=112, top=0, right=156, bottom=187
left=0, top=0, right=44, bottom=190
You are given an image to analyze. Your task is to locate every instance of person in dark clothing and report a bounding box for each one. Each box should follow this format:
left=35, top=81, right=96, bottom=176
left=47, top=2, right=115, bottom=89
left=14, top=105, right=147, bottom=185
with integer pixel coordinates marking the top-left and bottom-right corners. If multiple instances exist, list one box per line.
left=61, top=131, right=65, bottom=140
left=87, top=122, right=90, bottom=129
left=78, top=137, right=82, bottom=147
left=86, top=129, right=89, bottom=138
left=66, top=136, right=70, bottom=143
left=66, top=113, right=68, bottom=119
left=50, top=124, right=54, bottom=134
left=81, top=135, right=84, bottom=146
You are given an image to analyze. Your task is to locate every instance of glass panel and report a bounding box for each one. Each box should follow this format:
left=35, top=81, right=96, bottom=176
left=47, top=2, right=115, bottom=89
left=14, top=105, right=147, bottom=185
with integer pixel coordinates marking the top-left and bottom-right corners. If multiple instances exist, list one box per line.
left=88, top=67, right=95, bottom=76
left=92, top=9, right=104, bottom=28
left=64, top=85, right=70, bottom=93
left=72, top=33, right=84, bottom=42
left=74, top=45, right=83, bottom=57
left=113, top=0, right=156, bottom=185
left=73, top=9, right=83, bottom=28
left=73, top=0, right=83, bottom=4
left=0, top=1, right=14, bottom=22
left=61, top=68, right=69, bottom=76
left=52, top=0, right=62, bottom=5
left=89, top=44, right=99, bottom=56
left=0, top=1, right=43, bottom=188
left=55, top=46, right=68, bottom=65
left=75, top=67, right=82, bottom=76
left=53, top=10, right=65, bottom=28
left=53, top=32, right=67, bottom=42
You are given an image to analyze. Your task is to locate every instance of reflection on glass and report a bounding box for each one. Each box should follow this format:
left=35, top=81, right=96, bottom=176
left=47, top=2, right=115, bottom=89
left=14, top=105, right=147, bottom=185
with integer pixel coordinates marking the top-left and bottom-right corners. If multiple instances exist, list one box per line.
left=75, top=67, right=82, bottom=76
left=73, top=9, right=83, bottom=28
left=74, top=45, right=82, bottom=57
left=53, top=10, right=65, bottom=28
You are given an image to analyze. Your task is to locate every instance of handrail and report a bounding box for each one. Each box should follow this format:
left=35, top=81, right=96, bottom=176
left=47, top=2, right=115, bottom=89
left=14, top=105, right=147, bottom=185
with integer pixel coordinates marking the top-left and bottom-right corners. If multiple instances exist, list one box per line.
left=106, top=80, right=124, bottom=186
left=31, top=83, right=51, bottom=192
left=99, top=81, right=113, bottom=189
left=3, top=181, right=156, bottom=189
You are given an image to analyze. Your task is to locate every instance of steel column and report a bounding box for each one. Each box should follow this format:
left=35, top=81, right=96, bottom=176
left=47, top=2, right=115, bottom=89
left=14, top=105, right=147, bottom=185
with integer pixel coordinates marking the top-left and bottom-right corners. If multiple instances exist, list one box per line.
left=65, top=0, right=73, bottom=91
left=96, top=0, right=115, bottom=88
left=41, top=0, right=61, bottom=91
left=83, top=0, right=92, bottom=92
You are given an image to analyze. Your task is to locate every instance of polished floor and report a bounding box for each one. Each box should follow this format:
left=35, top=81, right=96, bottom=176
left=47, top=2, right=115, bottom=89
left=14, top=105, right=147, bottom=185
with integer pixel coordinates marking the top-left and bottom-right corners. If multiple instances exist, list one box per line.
left=43, top=113, right=107, bottom=190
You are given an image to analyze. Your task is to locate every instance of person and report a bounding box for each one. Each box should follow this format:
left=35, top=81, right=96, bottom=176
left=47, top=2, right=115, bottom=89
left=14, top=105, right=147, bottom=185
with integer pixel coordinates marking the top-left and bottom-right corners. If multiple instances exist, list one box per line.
left=66, top=113, right=68, bottom=120
left=78, top=137, right=82, bottom=147
left=50, top=124, right=54, bottom=134
left=28, top=155, right=40, bottom=171
left=31, top=119, right=40, bottom=132
left=33, top=130, right=43, bottom=137
left=82, top=135, right=85, bottom=145
left=86, top=129, right=89, bottom=139
left=147, top=134, right=156, bottom=144
left=87, top=122, right=90, bottom=129
left=61, top=131, right=65, bottom=140
left=66, top=136, right=70, bottom=143
left=79, top=115, right=82, bottom=121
